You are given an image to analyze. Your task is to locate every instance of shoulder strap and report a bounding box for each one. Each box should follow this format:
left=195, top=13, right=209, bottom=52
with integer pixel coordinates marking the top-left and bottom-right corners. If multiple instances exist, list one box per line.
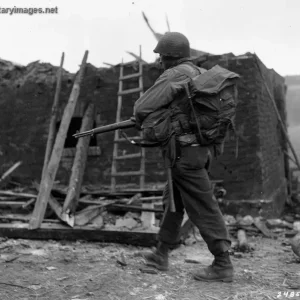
left=174, top=63, right=205, bottom=79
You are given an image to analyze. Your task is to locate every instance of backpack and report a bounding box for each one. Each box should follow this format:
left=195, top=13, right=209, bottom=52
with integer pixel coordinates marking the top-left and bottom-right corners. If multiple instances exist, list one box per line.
left=176, top=64, right=240, bottom=157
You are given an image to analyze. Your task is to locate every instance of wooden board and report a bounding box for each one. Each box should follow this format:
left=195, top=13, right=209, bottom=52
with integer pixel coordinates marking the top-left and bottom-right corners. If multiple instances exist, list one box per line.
left=0, top=217, right=193, bottom=247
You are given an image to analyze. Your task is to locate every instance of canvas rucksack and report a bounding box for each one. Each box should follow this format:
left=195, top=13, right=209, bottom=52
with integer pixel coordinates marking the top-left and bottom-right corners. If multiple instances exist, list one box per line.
left=175, top=64, right=240, bottom=157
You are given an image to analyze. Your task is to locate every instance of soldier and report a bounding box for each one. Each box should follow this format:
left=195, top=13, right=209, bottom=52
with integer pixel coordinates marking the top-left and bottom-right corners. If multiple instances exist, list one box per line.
left=133, top=32, right=234, bottom=282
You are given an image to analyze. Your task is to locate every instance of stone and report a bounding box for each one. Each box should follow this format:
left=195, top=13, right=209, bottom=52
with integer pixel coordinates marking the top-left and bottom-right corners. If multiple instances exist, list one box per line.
left=224, top=215, right=236, bottom=225
left=124, top=212, right=140, bottom=220
left=89, top=215, right=104, bottom=228
left=115, top=218, right=138, bottom=230
left=291, top=233, right=300, bottom=258
left=184, top=258, right=201, bottom=264
left=293, top=221, right=300, bottom=232
left=283, top=215, right=294, bottom=223
left=266, top=219, right=293, bottom=229
left=238, top=215, right=254, bottom=226
left=233, top=252, right=244, bottom=258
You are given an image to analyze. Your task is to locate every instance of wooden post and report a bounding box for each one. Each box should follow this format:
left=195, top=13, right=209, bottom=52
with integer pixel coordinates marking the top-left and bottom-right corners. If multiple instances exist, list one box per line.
left=29, top=51, right=89, bottom=230
left=41, top=52, right=65, bottom=182
left=62, top=100, right=95, bottom=216
left=255, top=57, right=300, bottom=171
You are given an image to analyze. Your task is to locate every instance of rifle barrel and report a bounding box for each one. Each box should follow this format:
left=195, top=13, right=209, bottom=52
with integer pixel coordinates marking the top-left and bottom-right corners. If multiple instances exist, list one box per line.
left=73, top=119, right=136, bottom=138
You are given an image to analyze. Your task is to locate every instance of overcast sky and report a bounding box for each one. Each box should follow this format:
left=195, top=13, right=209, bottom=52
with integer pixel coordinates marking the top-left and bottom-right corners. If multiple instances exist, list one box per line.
left=0, top=0, right=299, bottom=76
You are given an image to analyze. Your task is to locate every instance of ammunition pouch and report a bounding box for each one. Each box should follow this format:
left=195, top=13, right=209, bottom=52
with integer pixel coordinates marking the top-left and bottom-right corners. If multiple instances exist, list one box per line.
left=177, top=133, right=198, bottom=146
left=141, top=109, right=174, bottom=146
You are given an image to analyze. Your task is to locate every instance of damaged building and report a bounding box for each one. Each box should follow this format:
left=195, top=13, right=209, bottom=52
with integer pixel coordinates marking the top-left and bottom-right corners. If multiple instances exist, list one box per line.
left=0, top=50, right=289, bottom=218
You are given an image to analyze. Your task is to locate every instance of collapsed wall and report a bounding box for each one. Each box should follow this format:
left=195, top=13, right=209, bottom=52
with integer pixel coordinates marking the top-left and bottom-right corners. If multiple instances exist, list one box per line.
left=0, top=53, right=288, bottom=216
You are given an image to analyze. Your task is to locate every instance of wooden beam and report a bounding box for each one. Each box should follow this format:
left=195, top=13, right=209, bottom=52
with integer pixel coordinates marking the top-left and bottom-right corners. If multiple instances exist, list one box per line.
left=165, top=13, right=171, bottom=32
left=0, top=201, right=27, bottom=207
left=108, top=204, right=163, bottom=213
left=62, top=101, right=95, bottom=215
left=142, top=11, right=162, bottom=41
left=126, top=51, right=148, bottom=64
left=0, top=191, right=37, bottom=198
left=0, top=223, right=159, bottom=247
left=41, top=53, right=64, bottom=182
left=0, top=219, right=193, bottom=247
left=0, top=215, right=60, bottom=224
left=29, top=51, right=89, bottom=230
left=103, top=62, right=115, bottom=67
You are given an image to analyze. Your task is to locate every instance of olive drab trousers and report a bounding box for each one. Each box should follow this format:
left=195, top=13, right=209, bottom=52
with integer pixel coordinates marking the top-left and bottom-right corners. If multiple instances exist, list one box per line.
left=158, top=145, right=231, bottom=256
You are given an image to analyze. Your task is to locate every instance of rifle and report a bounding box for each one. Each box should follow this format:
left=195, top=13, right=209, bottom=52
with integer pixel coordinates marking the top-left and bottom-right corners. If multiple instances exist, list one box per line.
left=73, top=118, right=135, bottom=138
left=73, top=117, right=176, bottom=212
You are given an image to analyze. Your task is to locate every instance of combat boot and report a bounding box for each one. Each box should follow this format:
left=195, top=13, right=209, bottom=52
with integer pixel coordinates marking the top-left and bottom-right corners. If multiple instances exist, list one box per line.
left=193, top=251, right=234, bottom=282
left=143, top=242, right=169, bottom=271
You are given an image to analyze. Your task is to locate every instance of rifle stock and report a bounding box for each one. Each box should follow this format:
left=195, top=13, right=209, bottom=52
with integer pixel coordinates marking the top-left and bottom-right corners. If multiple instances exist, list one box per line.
left=73, top=119, right=136, bottom=138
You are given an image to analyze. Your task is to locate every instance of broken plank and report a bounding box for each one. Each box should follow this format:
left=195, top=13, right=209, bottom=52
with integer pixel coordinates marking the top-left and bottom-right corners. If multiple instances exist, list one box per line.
left=0, top=191, right=37, bottom=198
left=63, top=100, right=95, bottom=213
left=0, top=201, right=27, bottom=207
left=0, top=197, right=20, bottom=201
left=0, top=223, right=159, bottom=247
left=108, top=204, right=163, bottom=213
left=0, top=215, right=60, bottom=224
left=40, top=52, right=64, bottom=182
left=0, top=161, right=22, bottom=188
left=81, top=189, right=164, bottom=197
left=48, top=196, right=74, bottom=227
left=79, top=196, right=162, bottom=206
left=253, top=217, right=274, bottom=238
left=22, top=198, right=36, bottom=209
left=29, top=50, right=89, bottom=230
left=34, top=182, right=73, bottom=227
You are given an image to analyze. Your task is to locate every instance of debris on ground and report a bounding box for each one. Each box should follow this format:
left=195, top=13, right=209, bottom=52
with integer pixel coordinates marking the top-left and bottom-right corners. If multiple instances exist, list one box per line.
left=237, top=215, right=254, bottom=226
left=224, top=214, right=237, bottom=225
left=115, top=217, right=138, bottom=230
left=140, top=267, right=159, bottom=274
left=293, top=221, right=300, bottom=232
left=291, top=233, right=300, bottom=258
left=236, top=229, right=251, bottom=252
left=266, top=218, right=294, bottom=229
left=184, top=257, right=201, bottom=264
left=116, top=251, right=127, bottom=266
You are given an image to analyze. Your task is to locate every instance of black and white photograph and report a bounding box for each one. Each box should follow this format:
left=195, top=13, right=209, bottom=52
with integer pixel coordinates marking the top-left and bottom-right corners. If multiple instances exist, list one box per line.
left=0, top=0, right=299, bottom=299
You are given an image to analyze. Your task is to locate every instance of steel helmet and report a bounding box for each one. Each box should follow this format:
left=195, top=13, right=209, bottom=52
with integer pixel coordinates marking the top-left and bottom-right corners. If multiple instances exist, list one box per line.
left=153, top=32, right=191, bottom=58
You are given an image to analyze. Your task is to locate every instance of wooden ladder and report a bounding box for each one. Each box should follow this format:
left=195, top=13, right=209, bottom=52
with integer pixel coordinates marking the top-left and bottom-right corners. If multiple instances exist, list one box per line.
left=110, top=46, right=146, bottom=192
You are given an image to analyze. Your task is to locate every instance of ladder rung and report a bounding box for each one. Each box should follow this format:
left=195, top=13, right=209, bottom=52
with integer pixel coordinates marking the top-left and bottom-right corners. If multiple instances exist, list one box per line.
left=120, top=73, right=142, bottom=81
left=115, top=136, right=142, bottom=142
left=118, top=87, right=143, bottom=96
left=111, top=171, right=145, bottom=177
left=114, top=153, right=141, bottom=160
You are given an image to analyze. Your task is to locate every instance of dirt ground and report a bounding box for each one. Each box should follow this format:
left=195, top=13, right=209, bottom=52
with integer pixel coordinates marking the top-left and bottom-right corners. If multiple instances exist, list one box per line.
left=0, top=233, right=300, bottom=300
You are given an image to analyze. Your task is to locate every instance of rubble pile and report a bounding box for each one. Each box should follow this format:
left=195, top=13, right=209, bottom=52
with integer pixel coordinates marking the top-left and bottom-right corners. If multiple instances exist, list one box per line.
left=0, top=58, right=73, bottom=88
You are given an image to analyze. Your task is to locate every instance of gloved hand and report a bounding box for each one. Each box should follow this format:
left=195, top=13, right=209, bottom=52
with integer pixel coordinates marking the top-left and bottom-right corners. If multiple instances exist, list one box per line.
left=130, top=116, right=141, bottom=130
